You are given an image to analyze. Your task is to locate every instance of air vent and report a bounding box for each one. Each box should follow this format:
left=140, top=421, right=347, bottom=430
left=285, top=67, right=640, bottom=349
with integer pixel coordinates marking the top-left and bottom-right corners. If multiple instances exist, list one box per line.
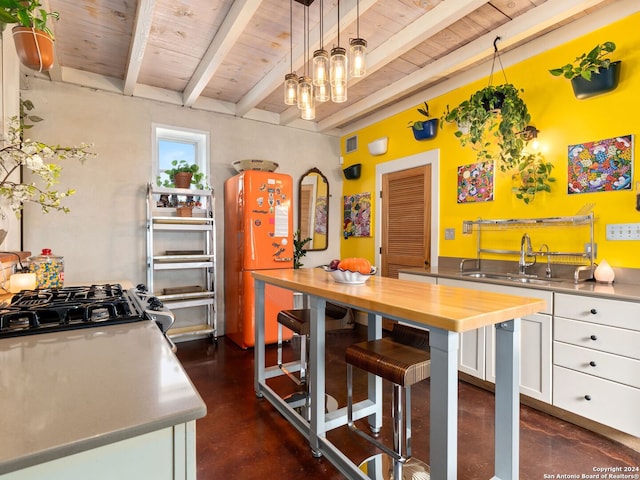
left=345, top=135, right=358, bottom=154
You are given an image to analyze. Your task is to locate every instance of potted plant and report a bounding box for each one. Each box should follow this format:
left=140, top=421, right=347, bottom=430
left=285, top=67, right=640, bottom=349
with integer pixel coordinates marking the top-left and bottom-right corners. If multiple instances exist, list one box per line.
left=511, top=152, right=555, bottom=204
left=0, top=0, right=59, bottom=72
left=293, top=230, right=311, bottom=269
left=157, top=160, right=207, bottom=189
left=441, top=83, right=555, bottom=202
left=549, top=42, right=620, bottom=99
left=407, top=102, right=438, bottom=140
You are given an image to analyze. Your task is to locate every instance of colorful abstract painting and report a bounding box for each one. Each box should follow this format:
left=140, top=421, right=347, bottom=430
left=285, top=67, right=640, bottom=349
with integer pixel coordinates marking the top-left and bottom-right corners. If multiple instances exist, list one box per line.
left=568, top=134, right=633, bottom=194
left=343, top=192, right=371, bottom=238
left=457, top=161, right=494, bottom=203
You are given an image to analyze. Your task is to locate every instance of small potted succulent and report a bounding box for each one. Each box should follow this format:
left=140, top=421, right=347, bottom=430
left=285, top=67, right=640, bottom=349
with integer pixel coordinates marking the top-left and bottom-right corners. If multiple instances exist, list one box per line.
left=157, top=160, right=207, bottom=189
left=0, top=0, right=59, bottom=71
left=407, top=102, right=438, bottom=140
left=549, top=42, right=620, bottom=99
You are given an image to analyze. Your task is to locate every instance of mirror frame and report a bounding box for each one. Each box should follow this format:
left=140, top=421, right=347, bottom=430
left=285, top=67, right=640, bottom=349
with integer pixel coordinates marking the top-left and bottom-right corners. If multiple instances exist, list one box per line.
left=298, top=167, right=329, bottom=251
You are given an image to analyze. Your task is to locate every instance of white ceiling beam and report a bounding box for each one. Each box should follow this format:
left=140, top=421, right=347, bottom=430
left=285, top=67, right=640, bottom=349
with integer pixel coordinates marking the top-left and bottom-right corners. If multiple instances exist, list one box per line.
left=279, top=0, right=490, bottom=125
left=236, top=0, right=377, bottom=118
left=317, top=0, right=618, bottom=132
left=182, top=0, right=265, bottom=107
left=123, top=0, right=156, bottom=96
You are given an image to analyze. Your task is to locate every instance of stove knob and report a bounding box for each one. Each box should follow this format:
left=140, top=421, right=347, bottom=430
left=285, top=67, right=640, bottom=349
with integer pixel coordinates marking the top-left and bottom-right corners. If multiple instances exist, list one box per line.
left=148, top=297, right=164, bottom=311
left=136, top=284, right=148, bottom=293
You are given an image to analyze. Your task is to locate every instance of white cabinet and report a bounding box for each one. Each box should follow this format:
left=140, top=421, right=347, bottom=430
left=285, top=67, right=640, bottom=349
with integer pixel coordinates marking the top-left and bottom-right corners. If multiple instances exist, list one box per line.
left=146, top=184, right=217, bottom=341
left=398, top=272, right=436, bottom=284
left=433, top=277, right=553, bottom=403
left=553, top=293, right=640, bottom=436
left=1, top=422, right=197, bottom=480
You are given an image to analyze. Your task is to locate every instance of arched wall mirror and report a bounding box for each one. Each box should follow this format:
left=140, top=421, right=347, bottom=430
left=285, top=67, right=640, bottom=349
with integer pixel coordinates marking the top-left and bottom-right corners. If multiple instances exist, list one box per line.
left=299, top=167, right=329, bottom=251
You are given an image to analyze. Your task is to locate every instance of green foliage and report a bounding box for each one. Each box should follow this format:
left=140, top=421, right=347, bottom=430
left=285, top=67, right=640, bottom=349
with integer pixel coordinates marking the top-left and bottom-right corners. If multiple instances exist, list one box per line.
left=407, top=102, right=432, bottom=130
left=549, top=42, right=616, bottom=80
left=293, top=230, right=311, bottom=269
left=440, top=83, right=555, bottom=203
left=157, top=160, right=208, bottom=189
left=20, top=99, right=43, bottom=132
left=512, top=153, right=556, bottom=205
left=0, top=0, right=59, bottom=38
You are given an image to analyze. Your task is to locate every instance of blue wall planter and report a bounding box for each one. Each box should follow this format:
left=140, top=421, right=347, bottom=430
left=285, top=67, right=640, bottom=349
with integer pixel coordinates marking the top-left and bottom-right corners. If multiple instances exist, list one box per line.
left=571, top=61, right=621, bottom=99
left=411, top=118, right=438, bottom=140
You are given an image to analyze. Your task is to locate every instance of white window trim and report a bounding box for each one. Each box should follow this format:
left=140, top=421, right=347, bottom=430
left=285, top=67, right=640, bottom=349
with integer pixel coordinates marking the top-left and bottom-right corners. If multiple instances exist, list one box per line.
left=152, top=123, right=209, bottom=183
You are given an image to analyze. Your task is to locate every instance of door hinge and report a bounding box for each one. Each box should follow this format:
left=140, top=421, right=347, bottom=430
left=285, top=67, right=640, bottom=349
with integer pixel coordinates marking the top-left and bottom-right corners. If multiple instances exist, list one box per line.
left=379, top=191, right=382, bottom=198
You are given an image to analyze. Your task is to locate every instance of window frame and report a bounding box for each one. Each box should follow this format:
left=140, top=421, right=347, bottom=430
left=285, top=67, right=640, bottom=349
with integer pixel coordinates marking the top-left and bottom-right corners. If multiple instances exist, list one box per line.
left=152, top=123, right=210, bottom=187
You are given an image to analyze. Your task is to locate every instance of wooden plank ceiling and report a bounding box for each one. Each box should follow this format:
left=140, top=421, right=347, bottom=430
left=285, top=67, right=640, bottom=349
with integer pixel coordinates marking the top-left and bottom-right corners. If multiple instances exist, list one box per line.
left=35, top=0, right=622, bottom=133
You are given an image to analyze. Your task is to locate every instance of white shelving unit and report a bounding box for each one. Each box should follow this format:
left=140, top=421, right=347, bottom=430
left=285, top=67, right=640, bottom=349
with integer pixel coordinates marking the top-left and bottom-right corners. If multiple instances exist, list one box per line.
left=146, top=184, right=216, bottom=341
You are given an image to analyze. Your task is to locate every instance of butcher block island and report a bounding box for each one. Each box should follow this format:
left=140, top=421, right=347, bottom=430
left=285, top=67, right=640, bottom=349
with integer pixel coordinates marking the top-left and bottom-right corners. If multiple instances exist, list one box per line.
left=252, top=268, right=546, bottom=480
left=0, top=285, right=206, bottom=480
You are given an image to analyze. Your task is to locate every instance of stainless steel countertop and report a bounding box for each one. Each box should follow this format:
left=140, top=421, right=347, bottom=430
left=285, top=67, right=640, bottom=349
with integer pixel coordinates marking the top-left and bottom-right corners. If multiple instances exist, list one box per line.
left=400, top=266, right=640, bottom=302
left=0, top=321, right=207, bottom=475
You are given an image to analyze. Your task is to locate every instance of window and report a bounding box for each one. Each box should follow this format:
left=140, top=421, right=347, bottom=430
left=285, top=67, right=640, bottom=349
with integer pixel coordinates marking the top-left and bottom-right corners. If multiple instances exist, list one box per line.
left=153, top=124, right=209, bottom=187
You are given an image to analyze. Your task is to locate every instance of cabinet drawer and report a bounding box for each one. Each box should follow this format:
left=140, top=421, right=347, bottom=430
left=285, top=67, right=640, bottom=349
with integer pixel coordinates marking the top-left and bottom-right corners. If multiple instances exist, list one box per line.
left=553, top=366, right=640, bottom=436
left=554, top=341, right=640, bottom=389
left=554, top=293, right=640, bottom=331
left=554, top=317, right=640, bottom=359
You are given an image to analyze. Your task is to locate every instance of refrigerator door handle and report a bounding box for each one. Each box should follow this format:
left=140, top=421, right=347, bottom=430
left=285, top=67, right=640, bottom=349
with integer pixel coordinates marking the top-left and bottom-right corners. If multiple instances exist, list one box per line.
left=274, top=257, right=293, bottom=262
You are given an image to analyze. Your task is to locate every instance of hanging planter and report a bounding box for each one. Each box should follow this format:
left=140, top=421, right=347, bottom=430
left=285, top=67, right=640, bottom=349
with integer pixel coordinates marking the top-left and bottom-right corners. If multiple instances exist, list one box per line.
left=549, top=42, right=620, bottom=100
left=441, top=37, right=555, bottom=203
left=0, top=1, right=60, bottom=71
left=12, top=26, right=54, bottom=72
left=570, top=61, right=621, bottom=99
left=408, top=102, right=438, bottom=141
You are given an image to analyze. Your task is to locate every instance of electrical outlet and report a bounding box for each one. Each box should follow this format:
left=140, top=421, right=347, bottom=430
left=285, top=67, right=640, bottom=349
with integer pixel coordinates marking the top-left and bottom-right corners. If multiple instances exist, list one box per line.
left=606, top=223, right=640, bottom=240
left=444, top=228, right=455, bottom=240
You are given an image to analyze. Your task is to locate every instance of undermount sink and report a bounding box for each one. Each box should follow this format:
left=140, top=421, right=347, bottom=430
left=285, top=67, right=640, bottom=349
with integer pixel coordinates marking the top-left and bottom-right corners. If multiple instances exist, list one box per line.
left=461, top=272, right=562, bottom=285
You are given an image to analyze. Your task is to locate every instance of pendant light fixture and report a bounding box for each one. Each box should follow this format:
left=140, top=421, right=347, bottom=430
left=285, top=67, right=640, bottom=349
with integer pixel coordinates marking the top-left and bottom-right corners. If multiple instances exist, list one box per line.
left=298, top=1, right=315, bottom=118
left=312, top=0, right=329, bottom=102
left=283, top=0, right=298, bottom=105
left=349, top=0, right=366, bottom=77
left=330, top=0, right=347, bottom=103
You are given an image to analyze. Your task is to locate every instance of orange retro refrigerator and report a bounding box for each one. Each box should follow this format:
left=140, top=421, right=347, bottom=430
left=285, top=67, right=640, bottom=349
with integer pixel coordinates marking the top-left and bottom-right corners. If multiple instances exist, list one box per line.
left=224, top=170, right=294, bottom=348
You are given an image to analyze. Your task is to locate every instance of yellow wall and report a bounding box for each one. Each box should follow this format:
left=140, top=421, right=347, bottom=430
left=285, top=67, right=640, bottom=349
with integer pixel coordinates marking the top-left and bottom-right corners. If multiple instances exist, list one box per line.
left=340, top=13, right=640, bottom=269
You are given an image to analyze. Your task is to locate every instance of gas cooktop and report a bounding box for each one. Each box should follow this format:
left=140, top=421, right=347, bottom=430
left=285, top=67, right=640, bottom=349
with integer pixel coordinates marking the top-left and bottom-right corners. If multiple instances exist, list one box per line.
left=0, top=284, right=173, bottom=339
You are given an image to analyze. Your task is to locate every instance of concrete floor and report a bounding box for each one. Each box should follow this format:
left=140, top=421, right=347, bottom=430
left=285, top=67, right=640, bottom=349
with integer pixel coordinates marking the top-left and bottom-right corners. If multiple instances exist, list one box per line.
left=176, top=325, right=640, bottom=479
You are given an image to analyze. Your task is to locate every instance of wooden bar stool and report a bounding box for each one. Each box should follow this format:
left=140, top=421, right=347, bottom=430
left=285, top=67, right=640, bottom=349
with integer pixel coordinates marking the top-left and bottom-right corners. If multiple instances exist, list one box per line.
left=277, top=303, right=353, bottom=417
left=346, top=323, right=431, bottom=480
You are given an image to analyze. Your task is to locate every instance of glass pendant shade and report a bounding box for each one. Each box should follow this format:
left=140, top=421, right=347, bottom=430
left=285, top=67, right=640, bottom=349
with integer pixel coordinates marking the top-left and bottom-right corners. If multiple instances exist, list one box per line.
left=315, top=81, right=329, bottom=102
left=312, top=49, right=329, bottom=86
left=329, top=47, right=347, bottom=86
left=331, top=82, right=347, bottom=103
left=284, top=73, right=298, bottom=105
left=301, top=102, right=316, bottom=120
left=349, top=38, right=367, bottom=77
left=297, top=76, right=314, bottom=110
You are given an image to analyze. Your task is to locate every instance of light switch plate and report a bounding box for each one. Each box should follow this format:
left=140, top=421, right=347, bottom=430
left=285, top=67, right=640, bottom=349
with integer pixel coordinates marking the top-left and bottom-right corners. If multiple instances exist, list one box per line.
left=606, top=223, right=640, bottom=240
left=444, top=228, right=455, bottom=240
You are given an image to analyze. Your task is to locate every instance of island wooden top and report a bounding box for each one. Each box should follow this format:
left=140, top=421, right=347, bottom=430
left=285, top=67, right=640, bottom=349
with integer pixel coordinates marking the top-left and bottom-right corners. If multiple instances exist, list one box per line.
left=253, top=268, right=546, bottom=333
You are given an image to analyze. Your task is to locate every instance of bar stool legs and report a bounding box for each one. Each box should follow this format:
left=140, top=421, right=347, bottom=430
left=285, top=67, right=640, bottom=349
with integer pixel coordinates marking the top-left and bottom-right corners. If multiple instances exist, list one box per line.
left=346, top=324, right=431, bottom=480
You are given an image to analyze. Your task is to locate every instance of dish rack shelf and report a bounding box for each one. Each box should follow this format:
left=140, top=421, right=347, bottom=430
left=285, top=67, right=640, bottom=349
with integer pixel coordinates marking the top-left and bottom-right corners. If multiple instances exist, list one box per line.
left=461, top=213, right=595, bottom=281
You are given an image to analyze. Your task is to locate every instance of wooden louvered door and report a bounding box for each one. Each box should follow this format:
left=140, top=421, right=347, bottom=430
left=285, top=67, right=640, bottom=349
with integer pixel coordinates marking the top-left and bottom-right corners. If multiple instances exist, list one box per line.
left=381, top=165, right=431, bottom=279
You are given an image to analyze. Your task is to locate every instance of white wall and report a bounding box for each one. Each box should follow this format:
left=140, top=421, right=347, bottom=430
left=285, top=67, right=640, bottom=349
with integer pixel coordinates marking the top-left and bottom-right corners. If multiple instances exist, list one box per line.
left=20, top=77, right=342, bottom=333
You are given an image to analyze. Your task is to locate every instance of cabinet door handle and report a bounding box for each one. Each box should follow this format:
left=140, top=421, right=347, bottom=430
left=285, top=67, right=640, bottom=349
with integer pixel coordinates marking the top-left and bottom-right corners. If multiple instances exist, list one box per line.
left=590, top=335, right=597, bottom=341
left=589, top=361, right=597, bottom=367
left=589, top=308, right=597, bottom=314
left=584, top=395, right=592, bottom=401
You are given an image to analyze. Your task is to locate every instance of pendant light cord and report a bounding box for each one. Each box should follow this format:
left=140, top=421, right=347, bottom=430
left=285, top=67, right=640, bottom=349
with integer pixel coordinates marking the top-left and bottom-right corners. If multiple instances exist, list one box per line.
left=337, top=0, right=340, bottom=46
left=319, top=0, right=324, bottom=49
left=289, top=0, right=293, bottom=73
left=356, top=0, right=359, bottom=38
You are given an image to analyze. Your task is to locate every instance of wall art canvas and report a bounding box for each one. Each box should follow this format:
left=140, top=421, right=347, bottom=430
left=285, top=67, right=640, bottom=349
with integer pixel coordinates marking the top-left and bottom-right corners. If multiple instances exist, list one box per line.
left=568, top=134, right=633, bottom=194
left=343, top=192, right=371, bottom=238
left=457, top=161, right=494, bottom=203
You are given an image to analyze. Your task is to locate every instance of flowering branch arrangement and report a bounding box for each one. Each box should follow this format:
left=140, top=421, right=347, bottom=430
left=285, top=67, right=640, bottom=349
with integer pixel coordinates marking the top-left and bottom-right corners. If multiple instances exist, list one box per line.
left=0, top=116, right=95, bottom=216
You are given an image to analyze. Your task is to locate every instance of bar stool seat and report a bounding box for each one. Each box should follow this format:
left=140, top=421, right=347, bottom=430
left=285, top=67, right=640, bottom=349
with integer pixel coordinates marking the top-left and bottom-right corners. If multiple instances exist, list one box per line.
left=346, top=324, right=430, bottom=480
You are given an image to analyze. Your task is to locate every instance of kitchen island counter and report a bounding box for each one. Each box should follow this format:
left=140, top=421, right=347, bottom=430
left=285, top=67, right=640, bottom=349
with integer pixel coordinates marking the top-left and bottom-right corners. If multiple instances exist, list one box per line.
left=0, top=320, right=206, bottom=478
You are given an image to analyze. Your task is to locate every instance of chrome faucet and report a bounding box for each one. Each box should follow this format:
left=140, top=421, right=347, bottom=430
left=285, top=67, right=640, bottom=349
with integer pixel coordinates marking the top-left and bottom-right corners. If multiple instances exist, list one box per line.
left=539, top=243, right=552, bottom=278
left=519, top=233, right=536, bottom=274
